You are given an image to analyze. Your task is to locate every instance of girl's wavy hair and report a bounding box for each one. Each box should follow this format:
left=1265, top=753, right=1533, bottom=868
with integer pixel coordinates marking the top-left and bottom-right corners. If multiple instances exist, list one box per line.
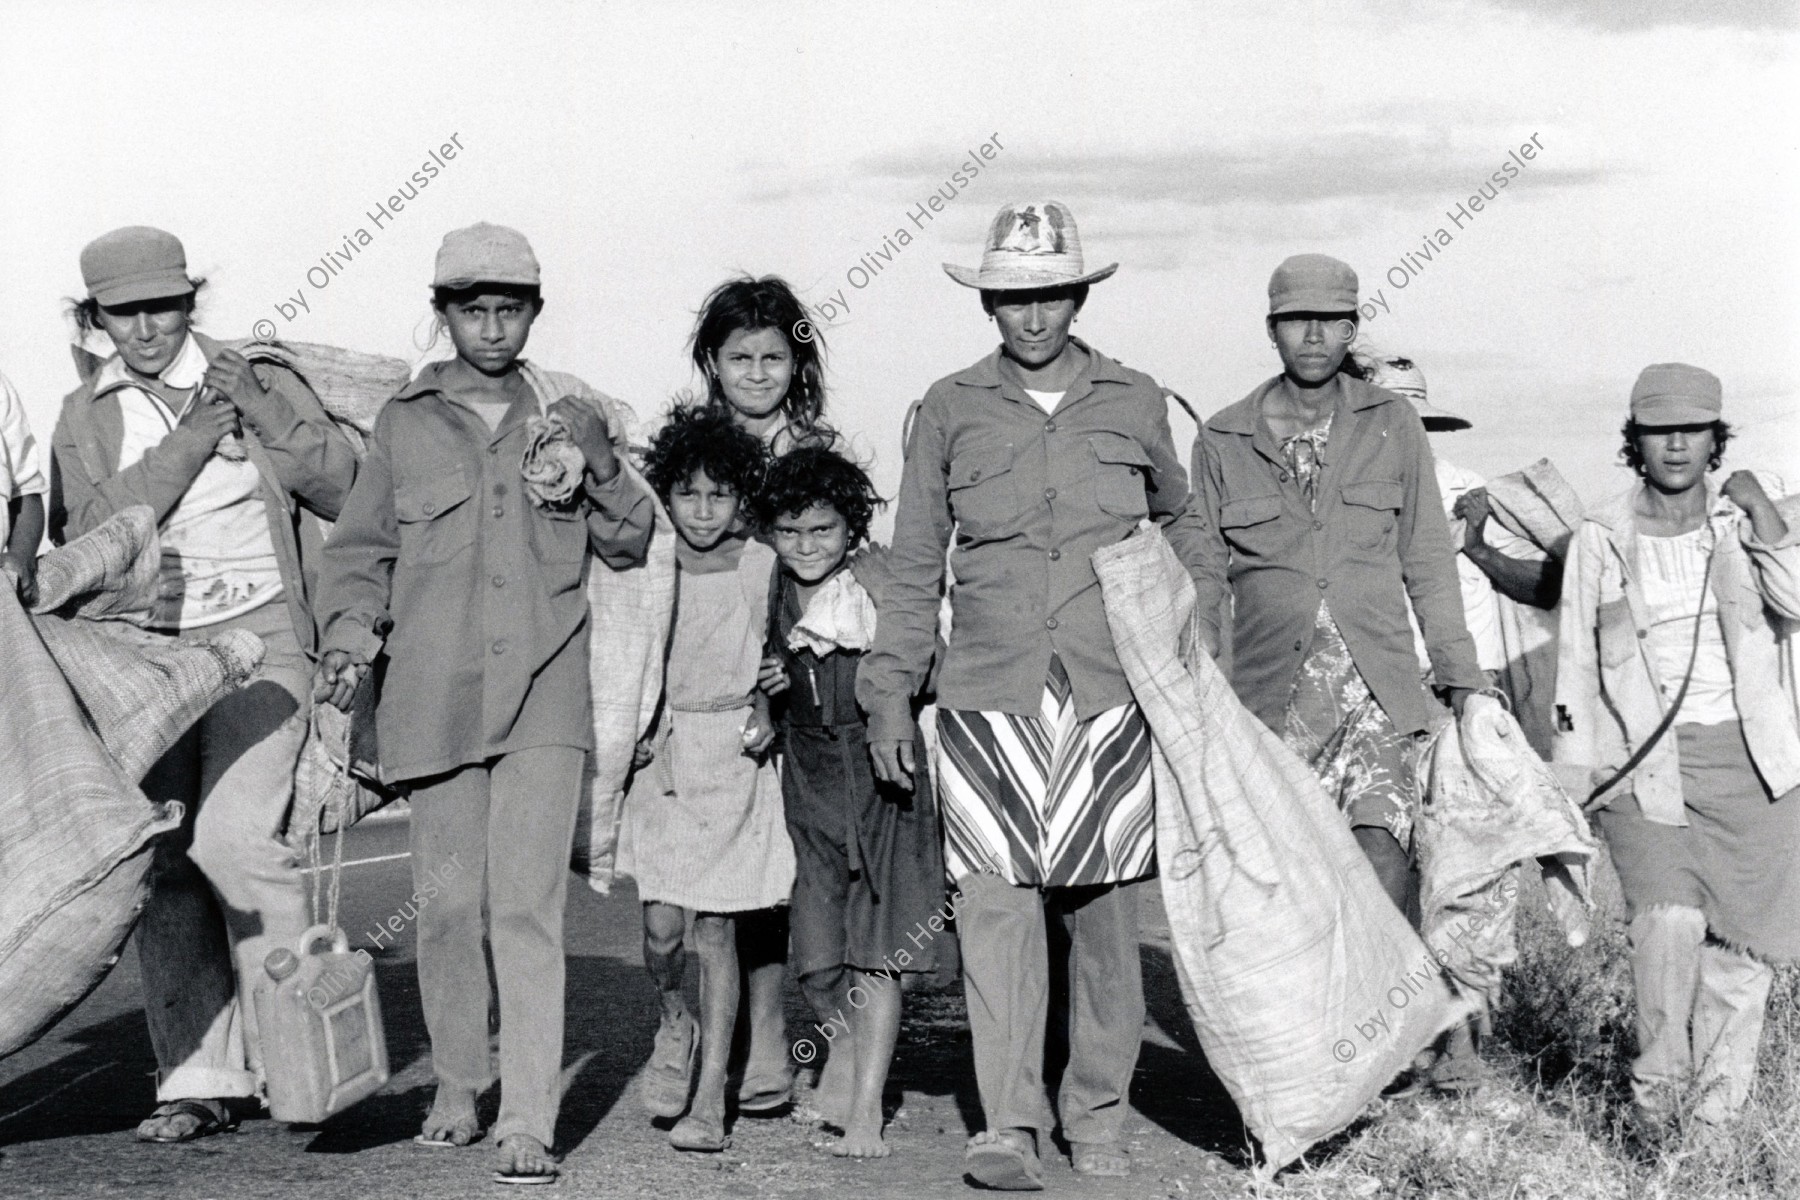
left=66, top=277, right=208, bottom=336
left=1620, top=418, right=1733, bottom=477
left=753, top=444, right=884, bottom=548
left=689, top=275, right=831, bottom=436
left=642, top=403, right=768, bottom=502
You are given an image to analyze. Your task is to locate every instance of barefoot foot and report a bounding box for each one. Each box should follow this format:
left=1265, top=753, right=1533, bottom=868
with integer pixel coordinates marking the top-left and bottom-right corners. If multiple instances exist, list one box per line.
left=831, top=1113, right=890, bottom=1159
left=415, top=1086, right=482, bottom=1148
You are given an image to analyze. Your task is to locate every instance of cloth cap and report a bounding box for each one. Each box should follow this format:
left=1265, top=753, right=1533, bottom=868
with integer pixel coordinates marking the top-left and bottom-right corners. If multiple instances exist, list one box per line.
left=1268, top=253, right=1358, bottom=315
left=1354, top=347, right=1471, bottom=430
left=80, top=226, right=193, bottom=306
left=943, top=200, right=1118, bottom=290
left=433, top=222, right=540, bottom=289
left=1630, top=363, right=1722, bottom=427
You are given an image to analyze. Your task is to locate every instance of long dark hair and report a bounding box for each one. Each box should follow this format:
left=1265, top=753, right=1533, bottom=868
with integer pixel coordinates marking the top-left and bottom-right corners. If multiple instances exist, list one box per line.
left=689, top=275, right=830, bottom=436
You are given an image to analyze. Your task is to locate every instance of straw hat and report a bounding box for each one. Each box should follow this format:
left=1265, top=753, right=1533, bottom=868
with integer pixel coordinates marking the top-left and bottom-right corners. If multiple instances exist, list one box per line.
left=1353, top=345, right=1471, bottom=431
left=944, top=201, right=1117, bottom=290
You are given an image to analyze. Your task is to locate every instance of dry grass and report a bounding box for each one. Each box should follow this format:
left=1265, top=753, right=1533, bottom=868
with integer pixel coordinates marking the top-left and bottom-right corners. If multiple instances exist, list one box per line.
left=1267, top=870, right=1800, bottom=1200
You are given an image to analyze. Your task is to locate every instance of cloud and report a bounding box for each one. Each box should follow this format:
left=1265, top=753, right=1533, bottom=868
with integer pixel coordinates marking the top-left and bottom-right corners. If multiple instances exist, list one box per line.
left=758, top=132, right=1610, bottom=217
left=1477, top=0, right=1798, bottom=31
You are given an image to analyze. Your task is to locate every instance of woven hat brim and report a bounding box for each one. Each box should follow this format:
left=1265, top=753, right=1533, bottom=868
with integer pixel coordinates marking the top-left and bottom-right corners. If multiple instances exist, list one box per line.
left=943, top=262, right=1118, bottom=290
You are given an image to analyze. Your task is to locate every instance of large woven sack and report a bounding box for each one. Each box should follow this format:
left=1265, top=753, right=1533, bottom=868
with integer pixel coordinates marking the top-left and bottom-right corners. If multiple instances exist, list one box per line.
left=1094, top=528, right=1458, bottom=1171
left=1415, top=696, right=1600, bottom=1000
left=515, top=364, right=673, bottom=893
left=2, top=510, right=264, bottom=1059
left=1483, top=458, right=1585, bottom=562
left=227, top=339, right=413, bottom=453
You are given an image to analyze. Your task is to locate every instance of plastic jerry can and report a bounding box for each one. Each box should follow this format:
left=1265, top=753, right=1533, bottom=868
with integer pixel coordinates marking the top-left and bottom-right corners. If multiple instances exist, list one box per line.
left=253, top=924, right=390, bottom=1122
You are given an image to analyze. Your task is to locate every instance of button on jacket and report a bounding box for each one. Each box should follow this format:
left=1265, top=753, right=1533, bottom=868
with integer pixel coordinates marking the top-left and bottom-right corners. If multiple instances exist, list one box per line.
left=317, top=362, right=654, bottom=784
left=858, top=342, right=1209, bottom=743
left=1553, top=481, right=1800, bottom=825
left=1189, top=374, right=1485, bottom=736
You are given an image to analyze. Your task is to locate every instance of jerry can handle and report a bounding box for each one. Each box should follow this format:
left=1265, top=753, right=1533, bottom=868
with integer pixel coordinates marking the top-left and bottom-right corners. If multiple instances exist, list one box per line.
left=296, top=923, right=350, bottom=957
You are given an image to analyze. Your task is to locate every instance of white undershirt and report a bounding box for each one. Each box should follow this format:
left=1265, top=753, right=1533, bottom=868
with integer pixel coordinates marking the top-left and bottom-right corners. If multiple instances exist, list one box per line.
left=1640, top=527, right=1736, bottom=726
left=1024, top=388, right=1065, bottom=413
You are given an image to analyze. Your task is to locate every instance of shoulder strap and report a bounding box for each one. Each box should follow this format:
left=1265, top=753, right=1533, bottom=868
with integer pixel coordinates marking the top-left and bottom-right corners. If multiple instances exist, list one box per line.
left=1585, top=532, right=1719, bottom=810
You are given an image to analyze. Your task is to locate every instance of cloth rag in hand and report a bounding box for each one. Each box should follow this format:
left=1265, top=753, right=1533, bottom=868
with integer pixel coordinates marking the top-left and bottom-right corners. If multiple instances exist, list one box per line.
left=786, top=569, right=879, bottom=656
left=520, top=413, right=587, bottom=508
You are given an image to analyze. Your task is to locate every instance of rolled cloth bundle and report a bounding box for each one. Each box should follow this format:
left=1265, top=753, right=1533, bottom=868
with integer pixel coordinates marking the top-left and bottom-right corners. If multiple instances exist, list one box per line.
left=1, top=508, right=264, bottom=1059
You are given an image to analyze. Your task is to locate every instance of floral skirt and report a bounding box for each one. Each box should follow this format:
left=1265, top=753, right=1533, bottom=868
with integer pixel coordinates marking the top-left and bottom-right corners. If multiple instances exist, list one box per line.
left=1280, top=604, right=1420, bottom=850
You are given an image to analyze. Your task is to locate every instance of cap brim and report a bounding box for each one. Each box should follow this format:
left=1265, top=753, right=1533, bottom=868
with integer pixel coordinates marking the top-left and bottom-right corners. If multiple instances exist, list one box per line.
left=944, top=262, right=1118, bottom=290
left=90, top=275, right=194, bottom=306
left=1269, top=300, right=1360, bottom=316
left=432, top=275, right=541, bottom=290
left=1631, top=405, right=1720, bottom=428
left=1413, top=401, right=1471, bottom=431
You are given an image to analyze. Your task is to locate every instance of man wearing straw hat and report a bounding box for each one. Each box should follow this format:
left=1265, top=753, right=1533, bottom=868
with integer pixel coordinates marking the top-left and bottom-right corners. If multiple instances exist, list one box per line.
left=861, top=201, right=1208, bottom=1188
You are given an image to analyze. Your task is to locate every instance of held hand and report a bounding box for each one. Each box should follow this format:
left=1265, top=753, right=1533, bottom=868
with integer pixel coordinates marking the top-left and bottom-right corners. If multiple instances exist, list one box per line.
left=757, top=654, right=790, bottom=695
left=547, top=395, right=619, bottom=484
left=631, top=737, right=655, bottom=770
left=1453, top=487, right=1492, bottom=550
left=1446, top=686, right=1476, bottom=719
left=741, top=708, right=776, bottom=757
left=312, top=650, right=368, bottom=712
left=0, top=551, right=36, bottom=607
left=869, top=738, right=916, bottom=791
left=1722, top=470, right=1772, bottom=514
left=201, top=349, right=267, bottom=411
left=176, top=388, right=241, bottom=449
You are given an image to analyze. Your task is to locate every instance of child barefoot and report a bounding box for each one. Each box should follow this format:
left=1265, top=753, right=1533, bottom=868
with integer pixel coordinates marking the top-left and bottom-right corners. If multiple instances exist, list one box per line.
left=314, top=224, right=654, bottom=1186
left=756, top=446, right=945, bottom=1159
left=625, top=405, right=795, bottom=1151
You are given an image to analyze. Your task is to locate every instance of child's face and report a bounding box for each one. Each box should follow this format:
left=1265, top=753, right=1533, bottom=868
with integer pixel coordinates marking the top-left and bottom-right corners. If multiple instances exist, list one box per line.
left=668, top=469, right=741, bottom=551
left=443, top=293, right=540, bottom=376
left=710, top=326, right=794, bottom=424
left=770, top=503, right=850, bottom=583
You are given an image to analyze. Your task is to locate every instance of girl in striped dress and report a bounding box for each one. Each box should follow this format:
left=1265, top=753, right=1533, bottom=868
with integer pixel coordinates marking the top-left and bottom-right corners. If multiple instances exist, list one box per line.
left=620, top=406, right=795, bottom=1152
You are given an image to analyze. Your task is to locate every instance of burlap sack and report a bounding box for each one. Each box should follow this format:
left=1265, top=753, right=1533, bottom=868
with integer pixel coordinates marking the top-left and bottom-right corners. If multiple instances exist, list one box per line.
left=1094, top=528, right=1458, bottom=1170
left=1415, top=696, right=1600, bottom=1000
left=1483, top=458, right=1585, bottom=562
left=2, top=510, right=263, bottom=1059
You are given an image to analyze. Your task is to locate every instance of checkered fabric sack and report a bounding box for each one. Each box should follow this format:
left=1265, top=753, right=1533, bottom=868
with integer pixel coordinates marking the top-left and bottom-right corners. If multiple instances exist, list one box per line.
left=1, top=509, right=263, bottom=1058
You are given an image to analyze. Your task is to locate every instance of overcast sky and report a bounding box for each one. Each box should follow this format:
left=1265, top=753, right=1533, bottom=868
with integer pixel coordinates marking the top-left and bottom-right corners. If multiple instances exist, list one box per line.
left=3, top=0, right=1794, bottom=532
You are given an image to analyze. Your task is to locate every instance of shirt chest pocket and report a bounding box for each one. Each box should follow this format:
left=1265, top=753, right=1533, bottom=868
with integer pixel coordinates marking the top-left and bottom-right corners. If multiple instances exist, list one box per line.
left=947, top=445, right=1019, bottom=539
left=1219, top=494, right=1283, bottom=557
left=1088, top=433, right=1154, bottom=522
left=1340, top=479, right=1404, bottom=551
left=394, top=468, right=476, bottom=566
left=1596, top=597, right=1640, bottom=669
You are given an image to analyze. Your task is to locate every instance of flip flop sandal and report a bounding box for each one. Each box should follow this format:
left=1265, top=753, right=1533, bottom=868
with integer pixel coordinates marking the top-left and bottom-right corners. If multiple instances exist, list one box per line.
left=1070, top=1141, right=1131, bottom=1177
left=668, top=1114, right=730, bottom=1153
left=136, top=1098, right=238, bottom=1144
left=414, top=1121, right=484, bottom=1148
left=735, top=1075, right=794, bottom=1115
left=493, top=1137, right=560, bottom=1185
left=965, top=1134, right=1043, bottom=1191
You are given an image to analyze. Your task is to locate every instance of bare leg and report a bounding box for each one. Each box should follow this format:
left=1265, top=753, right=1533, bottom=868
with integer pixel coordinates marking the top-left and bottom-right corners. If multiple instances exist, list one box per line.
left=1353, top=826, right=1412, bottom=919
left=670, top=913, right=737, bottom=1150
left=798, top=966, right=853, bottom=1126
left=835, top=970, right=900, bottom=1159
left=643, top=901, right=692, bottom=1023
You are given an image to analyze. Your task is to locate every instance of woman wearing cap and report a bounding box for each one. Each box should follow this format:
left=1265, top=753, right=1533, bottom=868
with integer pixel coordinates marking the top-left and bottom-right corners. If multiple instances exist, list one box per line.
left=1188, top=256, right=1485, bottom=953
left=861, top=201, right=1208, bottom=1188
left=48, top=225, right=359, bottom=1143
left=314, top=223, right=654, bottom=1184
left=1555, top=364, right=1800, bottom=1133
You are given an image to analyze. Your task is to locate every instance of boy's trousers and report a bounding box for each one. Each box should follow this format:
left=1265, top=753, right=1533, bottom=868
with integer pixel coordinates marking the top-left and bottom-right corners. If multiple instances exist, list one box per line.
left=408, top=745, right=585, bottom=1148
